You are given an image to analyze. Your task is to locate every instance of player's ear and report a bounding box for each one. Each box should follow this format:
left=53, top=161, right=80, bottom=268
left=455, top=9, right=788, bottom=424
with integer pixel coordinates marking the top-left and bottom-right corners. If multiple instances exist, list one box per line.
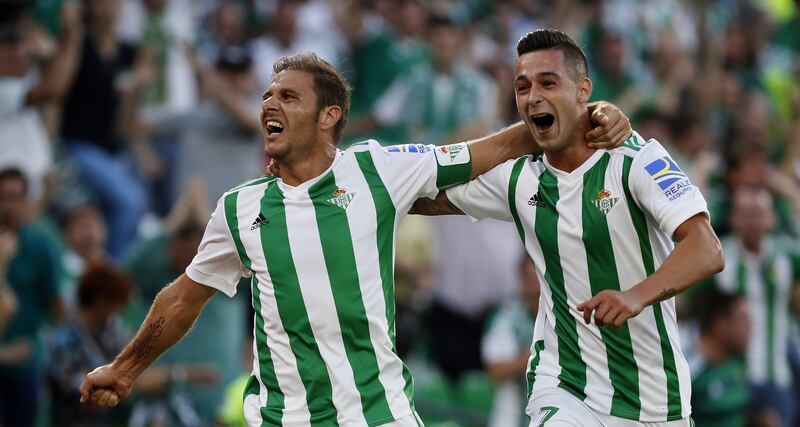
left=319, top=105, right=342, bottom=133
left=577, top=77, right=592, bottom=104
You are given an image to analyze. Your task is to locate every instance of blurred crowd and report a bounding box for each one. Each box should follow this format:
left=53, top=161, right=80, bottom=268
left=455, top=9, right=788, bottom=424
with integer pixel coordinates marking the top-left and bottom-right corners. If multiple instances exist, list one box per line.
left=0, top=0, right=799, bottom=426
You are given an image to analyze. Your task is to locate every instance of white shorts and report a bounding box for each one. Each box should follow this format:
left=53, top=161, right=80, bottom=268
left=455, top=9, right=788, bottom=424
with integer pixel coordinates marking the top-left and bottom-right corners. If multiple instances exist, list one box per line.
left=527, top=387, right=693, bottom=427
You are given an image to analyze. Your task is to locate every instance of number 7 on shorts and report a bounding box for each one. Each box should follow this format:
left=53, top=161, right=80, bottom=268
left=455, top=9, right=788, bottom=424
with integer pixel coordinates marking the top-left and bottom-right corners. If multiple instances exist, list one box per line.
left=537, top=406, right=559, bottom=426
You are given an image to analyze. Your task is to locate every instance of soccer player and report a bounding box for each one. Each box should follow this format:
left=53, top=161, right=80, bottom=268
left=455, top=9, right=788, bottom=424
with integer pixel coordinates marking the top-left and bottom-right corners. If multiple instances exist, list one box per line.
left=79, top=52, right=630, bottom=426
left=412, top=30, right=724, bottom=426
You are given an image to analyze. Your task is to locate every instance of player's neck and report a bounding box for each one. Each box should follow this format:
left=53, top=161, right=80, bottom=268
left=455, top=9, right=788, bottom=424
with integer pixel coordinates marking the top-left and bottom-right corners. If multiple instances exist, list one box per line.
left=739, top=236, right=764, bottom=256
left=544, top=112, right=595, bottom=173
left=277, top=144, right=338, bottom=187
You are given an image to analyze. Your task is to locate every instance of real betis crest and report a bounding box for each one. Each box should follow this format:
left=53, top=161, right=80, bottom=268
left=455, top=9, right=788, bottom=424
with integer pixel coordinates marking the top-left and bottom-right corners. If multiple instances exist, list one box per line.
left=440, top=144, right=464, bottom=161
left=591, top=189, right=619, bottom=215
left=327, top=187, right=356, bottom=210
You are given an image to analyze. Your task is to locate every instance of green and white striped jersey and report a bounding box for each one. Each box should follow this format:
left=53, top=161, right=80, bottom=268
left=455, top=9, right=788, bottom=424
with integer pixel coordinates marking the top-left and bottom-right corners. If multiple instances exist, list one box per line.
left=714, top=236, right=800, bottom=387
left=186, top=140, right=472, bottom=427
left=447, top=132, right=707, bottom=422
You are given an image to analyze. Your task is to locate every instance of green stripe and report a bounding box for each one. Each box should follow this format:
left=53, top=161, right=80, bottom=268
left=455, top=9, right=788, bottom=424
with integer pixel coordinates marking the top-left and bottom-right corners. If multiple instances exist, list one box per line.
left=223, top=191, right=284, bottom=424
left=435, top=143, right=472, bottom=188
left=534, top=169, right=587, bottom=399
left=252, top=277, right=285, bottom=425
left=259, top=184, right=338, bottom=425
left=526, top=340, right=545, bottom=399
left=508, top=157, right=528, bottom=241
left=231, top=175, right=277, bottom=191
left=309, top=172, right=394, bottom=425
left=736, top=255, right=747, bottom=295
left=763, top=258, right=777, bottom=382
left=582, top=153, right=640, bottom=419
left=355, top=151, right=415, bottom=406
left=622, top=157, right=682, bottom=419
left=244, top=374, right=261, bottom=397
left=224, top=192, right=252, bottom=268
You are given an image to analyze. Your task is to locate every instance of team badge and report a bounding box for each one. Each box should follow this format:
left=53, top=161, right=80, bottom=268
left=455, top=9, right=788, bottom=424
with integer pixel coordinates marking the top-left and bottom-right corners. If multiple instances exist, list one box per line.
left=591, top=189, right=619, bottom=215
left=439, top=144, right=464, bottom=161
left=327, top=187, right=356, bottom=210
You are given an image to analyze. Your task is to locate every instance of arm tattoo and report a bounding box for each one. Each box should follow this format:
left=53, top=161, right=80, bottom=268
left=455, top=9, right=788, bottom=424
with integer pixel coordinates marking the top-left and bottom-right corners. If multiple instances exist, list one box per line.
left=132, top=316, right=165, bottom=358
left=657, top=288, right=677, bottom=302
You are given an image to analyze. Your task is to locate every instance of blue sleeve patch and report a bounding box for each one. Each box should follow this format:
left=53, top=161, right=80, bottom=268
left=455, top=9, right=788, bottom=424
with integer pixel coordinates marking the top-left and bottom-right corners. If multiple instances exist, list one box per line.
left=644, top=156, right=686, bottom=190
left=384, top=144, right=431, bottom=154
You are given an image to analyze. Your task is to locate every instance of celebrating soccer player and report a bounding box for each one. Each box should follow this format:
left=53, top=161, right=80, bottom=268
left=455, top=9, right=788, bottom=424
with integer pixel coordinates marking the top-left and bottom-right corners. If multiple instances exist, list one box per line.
left=413, top=29, right=724, bottom=426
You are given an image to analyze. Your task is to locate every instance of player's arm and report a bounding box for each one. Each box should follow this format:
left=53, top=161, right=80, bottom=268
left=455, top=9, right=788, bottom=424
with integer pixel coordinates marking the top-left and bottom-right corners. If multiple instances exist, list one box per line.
left=577, top=214, right=724, bottom=328
left=79, top=274, right=217, bottom=407
left=467, top=101, right=630, bottom=179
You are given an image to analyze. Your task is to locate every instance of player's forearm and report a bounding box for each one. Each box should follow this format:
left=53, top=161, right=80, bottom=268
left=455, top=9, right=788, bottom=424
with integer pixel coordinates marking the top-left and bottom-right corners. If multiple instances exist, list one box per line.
left=409, top=191, right=463, bottom=216
left=627, top=216, right=724, bottom=307
left=466, top=121, right=537, bottom=179
left=111, top=276, right=213, bottom=379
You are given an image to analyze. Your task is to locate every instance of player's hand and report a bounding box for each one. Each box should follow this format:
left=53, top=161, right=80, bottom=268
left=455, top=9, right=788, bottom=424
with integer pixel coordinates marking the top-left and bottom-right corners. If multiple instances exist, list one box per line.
left=79, top=364, right=135, bottom=407
left=585, top=102, right=632, bottom=149
left=267, top=159, right=281, bottom=177
left=577, top=290, right=644, bottom=329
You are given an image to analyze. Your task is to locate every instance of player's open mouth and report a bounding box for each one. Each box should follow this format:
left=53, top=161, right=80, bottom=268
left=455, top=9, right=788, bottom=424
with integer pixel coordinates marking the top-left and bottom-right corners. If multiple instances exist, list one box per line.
left=266, top=120, right=284, bottom=135
left=531, top=113, right=555, bottom=132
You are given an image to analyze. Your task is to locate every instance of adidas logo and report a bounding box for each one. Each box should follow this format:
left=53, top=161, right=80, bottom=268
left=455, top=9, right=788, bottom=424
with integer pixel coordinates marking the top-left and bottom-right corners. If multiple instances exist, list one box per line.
left=528, top=192, right=545, bottom=207
left=250, top=213, right=269, bottom=231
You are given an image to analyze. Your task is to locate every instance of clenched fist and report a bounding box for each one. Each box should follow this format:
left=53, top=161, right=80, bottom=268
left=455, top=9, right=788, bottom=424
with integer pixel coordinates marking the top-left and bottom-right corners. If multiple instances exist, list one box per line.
left=79, top=364, right=135, bottom=407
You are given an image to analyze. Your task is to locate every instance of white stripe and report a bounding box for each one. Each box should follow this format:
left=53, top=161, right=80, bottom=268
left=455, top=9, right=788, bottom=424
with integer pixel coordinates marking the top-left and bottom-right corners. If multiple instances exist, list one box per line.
left=339, top=163, right=414, bottom=419
left=284, top=196, right=367, bottom=425
left=239, top=184, right=312, bottom=426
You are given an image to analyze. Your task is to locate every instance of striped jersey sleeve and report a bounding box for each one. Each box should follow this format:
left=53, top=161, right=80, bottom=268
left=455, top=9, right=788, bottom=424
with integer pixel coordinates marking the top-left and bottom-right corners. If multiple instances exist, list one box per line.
left=185, top=194, right=250, bottom=297
left=628, top=140, right=709, bottom=238
left=367, top=140, right=472, bottom=209
left=444, top=158, right=518, bottom=222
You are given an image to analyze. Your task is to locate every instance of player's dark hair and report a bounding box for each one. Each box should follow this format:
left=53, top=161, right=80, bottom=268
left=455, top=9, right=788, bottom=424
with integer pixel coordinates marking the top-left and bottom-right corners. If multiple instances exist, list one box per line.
left=698, top=288, right=743, bottom=334
left=0, top=168, right=28, bottom=195
left=273, top=52, right=351, bottom=144
left=78, top=264, right=134, bottom=309
left=516, top=29, right=588, bottom=81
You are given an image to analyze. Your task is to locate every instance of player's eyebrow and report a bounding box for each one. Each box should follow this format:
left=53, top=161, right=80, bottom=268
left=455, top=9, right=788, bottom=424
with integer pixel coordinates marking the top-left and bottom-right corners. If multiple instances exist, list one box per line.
left=515, top=74, right=530, bottom=83
left=536, top=71, right=560, bottom=80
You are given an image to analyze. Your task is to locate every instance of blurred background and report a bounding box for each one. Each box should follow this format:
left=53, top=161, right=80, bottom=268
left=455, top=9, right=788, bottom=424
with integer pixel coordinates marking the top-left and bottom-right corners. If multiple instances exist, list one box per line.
left=0, top=0, right=798, bottom=426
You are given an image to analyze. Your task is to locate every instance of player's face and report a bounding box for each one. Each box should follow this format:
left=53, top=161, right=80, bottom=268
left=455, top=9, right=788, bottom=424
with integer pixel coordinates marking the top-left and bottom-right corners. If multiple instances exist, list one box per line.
left=260, top=70, right=321, bottom=162
left=514, top=49, right=591, bottom=152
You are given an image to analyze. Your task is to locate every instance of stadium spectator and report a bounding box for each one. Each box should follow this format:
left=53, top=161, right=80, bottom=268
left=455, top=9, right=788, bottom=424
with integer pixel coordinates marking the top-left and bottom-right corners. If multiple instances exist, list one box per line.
left=334, top=0, right=431, bottom=145
left=0, top=1, right=82, bottom=195
left=59, top=204, right=109, bottom=309
left=250, top=0, right=340, bottom=93
left=714, top=186, right=800, bottom=426
left=175, top=45, right=265, bottom=206
left=0, top=168, right=62, bottom=427
left=481, top=254, right=540, bottom=427
left=59, top=0, right=148, bottom=259
left=687, top=290, right=751, bottom=427
left=47, top=264, right=134, bottom=426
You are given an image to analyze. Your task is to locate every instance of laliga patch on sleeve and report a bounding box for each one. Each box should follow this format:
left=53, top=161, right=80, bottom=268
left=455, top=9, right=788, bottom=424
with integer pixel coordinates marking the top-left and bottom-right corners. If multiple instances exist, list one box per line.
left=644, top=156, right=693, bottom=201
left=435, top=142, right=470, bottom=166
left=384, top=144, right=431, bottom=154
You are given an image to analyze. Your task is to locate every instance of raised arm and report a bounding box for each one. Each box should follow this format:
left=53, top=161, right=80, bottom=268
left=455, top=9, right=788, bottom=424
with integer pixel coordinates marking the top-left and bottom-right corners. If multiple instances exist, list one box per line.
left=578, top=214, right=724, bottom=328
left=79, top=274, right=217, bottom=407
